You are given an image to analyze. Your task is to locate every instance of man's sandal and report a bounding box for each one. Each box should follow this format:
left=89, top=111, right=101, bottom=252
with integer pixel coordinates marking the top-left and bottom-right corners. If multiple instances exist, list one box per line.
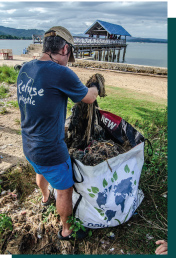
left=58, top=228, right=88, bottom=240
left=41, top=190, right=55, bottom=206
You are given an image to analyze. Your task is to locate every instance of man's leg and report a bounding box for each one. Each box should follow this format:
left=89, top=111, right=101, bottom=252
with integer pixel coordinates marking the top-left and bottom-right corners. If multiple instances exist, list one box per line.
left=56, top=186, right=73, bottom=237
left=36, top=174, right=50, bottom=203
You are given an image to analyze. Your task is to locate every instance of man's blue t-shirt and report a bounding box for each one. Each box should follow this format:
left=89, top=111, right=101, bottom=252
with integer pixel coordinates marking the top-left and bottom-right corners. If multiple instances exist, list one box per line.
left=17, top=60, right=88, bottom=166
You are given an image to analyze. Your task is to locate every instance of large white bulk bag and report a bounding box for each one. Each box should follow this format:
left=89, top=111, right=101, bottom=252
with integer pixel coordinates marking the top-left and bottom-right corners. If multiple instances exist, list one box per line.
left=54, top=110, right=151, bottom=229
left=72, top=141, right=144, bottom=229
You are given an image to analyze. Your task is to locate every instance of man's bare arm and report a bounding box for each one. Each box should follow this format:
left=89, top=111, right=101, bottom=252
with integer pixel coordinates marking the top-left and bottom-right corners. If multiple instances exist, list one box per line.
left=81, top=87, right=98, bottom=104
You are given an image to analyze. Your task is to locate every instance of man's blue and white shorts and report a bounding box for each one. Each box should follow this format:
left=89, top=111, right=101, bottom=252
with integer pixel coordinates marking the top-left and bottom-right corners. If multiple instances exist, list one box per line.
left=26, top=156, right=74, bottom=190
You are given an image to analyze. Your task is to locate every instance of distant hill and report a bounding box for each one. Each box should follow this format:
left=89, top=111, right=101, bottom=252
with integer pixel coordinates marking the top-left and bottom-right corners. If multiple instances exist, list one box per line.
left=0, top=26, right=167, bottom=43
left=0, top=26, right=45, bottom=39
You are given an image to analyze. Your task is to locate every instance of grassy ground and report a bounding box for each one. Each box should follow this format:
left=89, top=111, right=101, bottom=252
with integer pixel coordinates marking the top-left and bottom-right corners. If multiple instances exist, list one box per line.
left=0, top=66, right=167, bottom=254
left=0, top=65, right=18, bottom=84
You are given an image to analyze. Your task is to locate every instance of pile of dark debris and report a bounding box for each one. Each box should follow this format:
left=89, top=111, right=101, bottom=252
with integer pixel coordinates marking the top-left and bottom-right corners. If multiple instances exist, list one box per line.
left=65, top=73, right=132, bottom=166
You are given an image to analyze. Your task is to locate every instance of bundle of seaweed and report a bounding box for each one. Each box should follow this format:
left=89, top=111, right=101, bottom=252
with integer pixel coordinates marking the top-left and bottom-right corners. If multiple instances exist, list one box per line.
left=65, top=73, right=106, bottom=150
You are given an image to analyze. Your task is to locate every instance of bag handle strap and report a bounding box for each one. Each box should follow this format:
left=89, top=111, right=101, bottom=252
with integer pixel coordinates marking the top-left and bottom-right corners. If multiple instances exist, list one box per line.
left=70, top=158, right=84, bottom=216
left=72, top=185, right=83, bottom=216
left=144, top=139, right=153, bottom=156
left=71, top=157, right=84, bottom=183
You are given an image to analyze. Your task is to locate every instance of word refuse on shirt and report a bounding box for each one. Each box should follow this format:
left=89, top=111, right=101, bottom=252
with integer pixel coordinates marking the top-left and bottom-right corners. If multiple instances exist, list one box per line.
left=18, top=72, right=44, bottom=106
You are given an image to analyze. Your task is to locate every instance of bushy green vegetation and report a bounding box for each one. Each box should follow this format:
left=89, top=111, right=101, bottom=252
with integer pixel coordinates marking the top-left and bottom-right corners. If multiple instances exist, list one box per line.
left=0, top=85, right=9, bottom=99
left=0, top=214, right=13, bottom=234
left=0, top=35, right=31, bottom=40
left=0, top=65, right=19, bottom=84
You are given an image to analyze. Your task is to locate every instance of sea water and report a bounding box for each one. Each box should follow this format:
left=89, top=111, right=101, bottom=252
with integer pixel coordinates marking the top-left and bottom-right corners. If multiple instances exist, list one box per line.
left=0, top=39, right=33, bottom=55
left=0, top=40, right=167, bottom=68
left=123, top=42, right=167, bottom=68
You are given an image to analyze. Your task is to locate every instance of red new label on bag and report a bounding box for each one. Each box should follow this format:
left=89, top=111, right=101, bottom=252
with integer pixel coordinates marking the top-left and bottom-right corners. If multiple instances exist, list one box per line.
left=98, top=110, right=122, bottom=131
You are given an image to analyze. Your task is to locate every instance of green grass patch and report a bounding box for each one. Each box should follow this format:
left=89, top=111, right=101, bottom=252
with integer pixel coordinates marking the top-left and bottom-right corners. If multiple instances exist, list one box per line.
left=0, top=65, right=19, bottom=84
left=0, top=85, right=9, bottom=99
left=97, top=86, right=166, bottom=126
left=7, top=100, right=19, bottom=108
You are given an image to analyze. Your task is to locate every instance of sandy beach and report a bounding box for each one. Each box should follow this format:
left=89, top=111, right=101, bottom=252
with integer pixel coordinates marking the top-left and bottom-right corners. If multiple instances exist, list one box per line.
left=0, top=55, right=167, bottom=100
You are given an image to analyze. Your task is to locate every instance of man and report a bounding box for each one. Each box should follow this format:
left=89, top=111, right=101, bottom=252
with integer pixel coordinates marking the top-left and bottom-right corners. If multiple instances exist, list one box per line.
left=17, top=26, right=100, bottom=240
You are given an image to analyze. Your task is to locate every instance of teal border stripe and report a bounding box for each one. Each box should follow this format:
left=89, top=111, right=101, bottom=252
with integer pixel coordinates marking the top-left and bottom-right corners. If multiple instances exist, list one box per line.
left=168, top=17, right=175, bottom=257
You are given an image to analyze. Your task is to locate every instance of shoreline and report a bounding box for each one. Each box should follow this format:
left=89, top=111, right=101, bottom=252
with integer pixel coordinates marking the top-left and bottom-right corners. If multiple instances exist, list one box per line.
left=0, top=55, right=167, bottom=77
left=69, top=58, right=167, bottom=77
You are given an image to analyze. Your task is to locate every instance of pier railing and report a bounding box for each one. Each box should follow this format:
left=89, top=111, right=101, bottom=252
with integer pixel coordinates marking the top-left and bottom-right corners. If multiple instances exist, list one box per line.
left=73, top=37, right=126, bottom=46
left=32, top=35, right=126, bottom=47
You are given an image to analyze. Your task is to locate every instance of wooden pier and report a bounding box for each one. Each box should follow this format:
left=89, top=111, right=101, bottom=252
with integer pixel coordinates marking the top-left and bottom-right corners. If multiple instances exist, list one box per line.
left=73, top=36, right=127, bottom=62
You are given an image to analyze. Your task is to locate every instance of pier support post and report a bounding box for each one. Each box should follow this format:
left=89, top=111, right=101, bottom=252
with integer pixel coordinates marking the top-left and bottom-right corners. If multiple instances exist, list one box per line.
left=105, top=50, right=109, bottom=61
left=113, top=48, right=116, bottom=61
left=76, top=49, right=79, bottom=58
left=99, top=50, right=102, bottom=61
left=123, top=47, right=126, bottom=62
left=103, top=50, right=105, bottom=60
left=117, top=49, right=120, bottom=62
left=95, top=51, right=98, bottom=60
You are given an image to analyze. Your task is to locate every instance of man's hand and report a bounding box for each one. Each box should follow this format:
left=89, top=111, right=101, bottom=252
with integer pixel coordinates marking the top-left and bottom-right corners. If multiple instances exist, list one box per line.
left=86, top=73, right=106, bottom=97
left=155, top=240, right=168, bottom=255
left=89, top=81, right=100, bottom=95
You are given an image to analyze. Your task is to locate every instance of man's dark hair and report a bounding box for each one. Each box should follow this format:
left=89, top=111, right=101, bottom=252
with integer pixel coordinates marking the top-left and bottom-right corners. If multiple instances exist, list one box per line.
left=43, top=35, right=67, bottom=54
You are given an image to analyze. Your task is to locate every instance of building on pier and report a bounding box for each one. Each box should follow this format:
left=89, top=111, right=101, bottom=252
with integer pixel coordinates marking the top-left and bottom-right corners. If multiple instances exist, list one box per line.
left=74, top=20, right=131, bottom=62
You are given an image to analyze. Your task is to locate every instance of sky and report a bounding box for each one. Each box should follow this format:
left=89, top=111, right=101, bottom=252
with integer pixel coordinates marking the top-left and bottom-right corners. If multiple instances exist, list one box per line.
left=0, top=1, right=168, bottom=39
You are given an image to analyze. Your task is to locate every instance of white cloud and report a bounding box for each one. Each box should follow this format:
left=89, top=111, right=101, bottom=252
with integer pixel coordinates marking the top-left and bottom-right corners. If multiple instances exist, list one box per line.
left=85, top=22, right=92, bottom=27
left=0, top=1, right=167, bottom=39
left=1, top=18, right=14, bottom=24
left=29, top=8, right=47, bottom=13
left=7, top=9, right=16, bottom=14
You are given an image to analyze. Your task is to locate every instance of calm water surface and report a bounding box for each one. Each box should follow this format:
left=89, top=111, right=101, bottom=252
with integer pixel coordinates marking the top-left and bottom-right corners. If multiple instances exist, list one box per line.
left=0, top=40, right=167, bottom=68
left=0, top=39, right=33, bottom=55
left=124, top=42, right=167, bottom=68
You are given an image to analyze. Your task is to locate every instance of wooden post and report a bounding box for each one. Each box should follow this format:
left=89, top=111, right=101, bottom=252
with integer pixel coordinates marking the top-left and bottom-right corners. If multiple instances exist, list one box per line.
left=105, top=50, right=108, bottom=61
left=113, top=48, right=116, bottom=60
left=76, top=48, right=79, bottom=58
left=123, top=47, right=126, bottom=62
left=95, top=51, right=98, bottom=60
left=99, top=50, right=102, bottom=61
left=109, top=49, right=112, bottom=58
left=103, top=50, right=105, bottom=60
left=117, top=49, right=120, bottom=62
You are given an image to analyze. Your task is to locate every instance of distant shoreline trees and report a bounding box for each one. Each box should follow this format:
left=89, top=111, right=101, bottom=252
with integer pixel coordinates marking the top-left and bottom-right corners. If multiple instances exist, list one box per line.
left=0, top=34, right=32, bottom=40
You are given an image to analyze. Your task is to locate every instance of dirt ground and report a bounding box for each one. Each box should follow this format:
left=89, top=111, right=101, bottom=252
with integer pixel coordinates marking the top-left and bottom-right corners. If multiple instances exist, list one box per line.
left=0, top=57, right=167, bottom=254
